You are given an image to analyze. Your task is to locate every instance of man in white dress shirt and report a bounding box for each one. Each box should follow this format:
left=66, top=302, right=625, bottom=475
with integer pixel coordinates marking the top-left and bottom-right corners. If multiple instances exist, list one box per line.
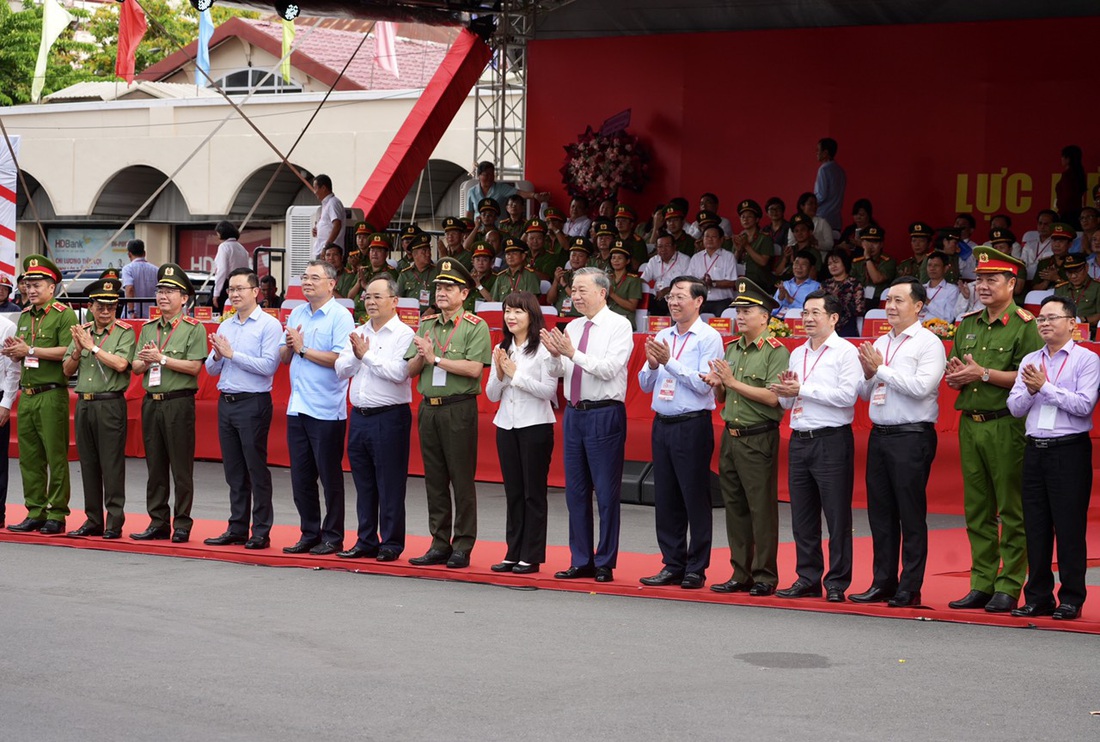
left=639, top=232, right=690, bottom=317
left=637, top=277, right=725, bottom=589
left=851, top=277, right=946, bottom=608
left=687, top=225, right=739, bottom=316
left=770, top=290, right=862, bottom=602
left=334, top=275, right=414, bottom=562
left=311, top=174, right=345, bottom=258
left=921, top=251, right=962, bottom=322
left=1018, top=209, right=1057, bottom=281
left=541, top=268, right=634, bottom=583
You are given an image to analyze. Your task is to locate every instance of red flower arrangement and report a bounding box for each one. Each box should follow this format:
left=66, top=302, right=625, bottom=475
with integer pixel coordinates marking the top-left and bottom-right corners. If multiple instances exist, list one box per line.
left=560, top=127, right=650, bottom=204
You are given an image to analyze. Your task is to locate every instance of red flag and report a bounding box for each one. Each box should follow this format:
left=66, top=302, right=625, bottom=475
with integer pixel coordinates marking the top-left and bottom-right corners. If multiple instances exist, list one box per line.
left=115, top=0, right=148, bottom=83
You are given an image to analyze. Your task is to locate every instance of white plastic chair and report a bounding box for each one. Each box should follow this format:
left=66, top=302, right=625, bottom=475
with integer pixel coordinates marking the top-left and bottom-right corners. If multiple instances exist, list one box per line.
left=783, top=307, right=803, bottom=320
left=539, top=280, right=551, bottom=295
left=397, top=297, right=420, bottom=311
left=335, top=298, right=355, bottom=310
left=634, top=308, right=649, bottom=332
left=720, top=308, right=737, bottom=319
left=864, top=308, right=888, bottom=320
left=863, top=285, right=876, bottom=300
left=540, top=305, right=559, bottom=317
left=282, top=299, right=306, bottom=311
left=475, top=301, right=503, bottom=312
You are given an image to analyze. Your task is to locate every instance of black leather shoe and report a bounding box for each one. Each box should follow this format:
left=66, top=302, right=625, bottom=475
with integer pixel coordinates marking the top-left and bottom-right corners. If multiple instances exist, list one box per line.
left=849, top=586, right=894, bottom=604
left=204, top=531, right=247, bottom=546
left=244, top=536, right=270, bottom=550
left=888, top=590, right=922, bottom=608
left=102, top=529, right=122, bottom=540
left=681, top=573, right=705, bottom=589
left=39, top=520, right=65, bottom=535
left=948, top=589, right=993, bottom=609
left=130, top=525, right=171, bottom=541
left=639, top=569, right=684, bottom=587
left=776, top=581, right=821, bottom=599
left=376, top=548, right=400, bottom=562
left=1053, top=603, right=1081, bottom=620
left=67, top=523, right=103, bottom=538
left=984, top=592, right=1016, bottom=613
left=826, top=588, right=845, bottom=603
left=554, top=565, right=596, bottom=579
left=282, top=538, right=320, bottom=554
left=8, top=518, right=46, bottom=532
left=171, top=530, right=190, bottom=544
left=594, top=566, right=613, bottom=583
left=1011, top=602, right=1054, bottom=618
left=310, top=542, right=339, bottom=556
left=491, top=561, right=517, bottom=573
left=512, top=563, right=539, bottom=574
left=710, top=577, right=755, bottom=594
left=409, top=549, right=452, bottom=566
left=749, top=582, right=776, bottom=596
left=446, top=551, right=470, bottom=569
left=337, top=545, right=378, bottom=559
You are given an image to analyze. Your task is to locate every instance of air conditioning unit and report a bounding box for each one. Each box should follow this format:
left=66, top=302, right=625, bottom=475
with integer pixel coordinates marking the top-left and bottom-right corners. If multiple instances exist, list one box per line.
left=285, top=204, right=365, bottom=281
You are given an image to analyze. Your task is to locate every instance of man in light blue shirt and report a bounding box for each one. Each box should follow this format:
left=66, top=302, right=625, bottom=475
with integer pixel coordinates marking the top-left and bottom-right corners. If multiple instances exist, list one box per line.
left=774, top=250, right=822, bottom=316
left=204, top=268, right=283, bottom=550
left=464, top=161, right=548, bottom=217
left=814, top=138, right=846, bottom=233
left=637, top=276, right=725, bottom=590
left=120, top=239, right=159, bottom=319
left=278, top=259, right=355, bottom=556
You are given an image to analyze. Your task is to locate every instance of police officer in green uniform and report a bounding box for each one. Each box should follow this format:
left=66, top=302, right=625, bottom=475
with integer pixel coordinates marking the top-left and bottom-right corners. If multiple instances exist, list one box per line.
left=3, top=255, right=78, bottom=534
left=547, top=237, right=591, bottom=326
left=1033, top=223, right=1075, bottom=292
left=852, top=225, right=898, bottom=302
left=396, top=233, right=438, bottom=314
left=491, top=236, right=541, bottom=301
left=404, top=258, right=492, bottom=569
left=897, top=222, right=935, bottom=282
left=702, top=278, right=790, bottom=596
left=524, top=218, right=558, bottom=280
left=62, top=278, right=136, bottom=539
left=396, top=224, right=424, bottom=272
left=466, top=242, right=497, bottom=311
left=662, top=204, right=697, bottom=257
left=733, top=199, right=776, bottom=291
left=130, top=263, right=208, bottom=543
left=439, top=217, right=474, bottom=270
left=350, top=233, right=398, bottom=322
left=606, top=240, right=643, bottom=319
left=613, top=204, right=649, bottom=270
left=945, top=246, right=1043, bottom=613
left=1055, top=254, right=1100, bottom=330
left=589, top=219, right=616, bottom=273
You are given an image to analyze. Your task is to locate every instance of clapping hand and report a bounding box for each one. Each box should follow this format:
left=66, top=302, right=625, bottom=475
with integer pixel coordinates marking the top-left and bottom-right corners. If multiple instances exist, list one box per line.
left=857, top=341, right=883, bottom=378
left=769, top=369, right=801, bottom=398
left=644, top=336, right=670, bottom=369
left=1020, top=363, right=1045, bottom=395
left=702, top=358, right=733, bottom=389
left=493, top=346, right=516, bottom=379
left=71, top=324, right=95, bottom=352
left=209, top=333, right=233, bottom=360
left=137, top=340, right=161, bottom=364
left=285, top=325, right=305, bottom=354
left=944, top=353, right=983, bottom=387
left=412, top=334, right=435, bottom=362
left=350, top=332, right=370, bottom=360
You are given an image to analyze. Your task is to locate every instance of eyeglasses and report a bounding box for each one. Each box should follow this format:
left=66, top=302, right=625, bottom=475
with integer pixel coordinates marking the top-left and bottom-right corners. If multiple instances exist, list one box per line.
left=300, top=274, right=328, bottom=283
left=226, top=286, right=254, bottom=294
left=1035, top=315, right=1075, bottom=325
left=802, top=309, right=834, bottom=318
left=155, top=288, right=181, bottom=296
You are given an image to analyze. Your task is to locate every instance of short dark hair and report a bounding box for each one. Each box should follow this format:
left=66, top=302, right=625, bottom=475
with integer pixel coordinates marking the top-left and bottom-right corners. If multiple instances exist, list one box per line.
left=794, top=249, right=817, bottom=268
left=818, top=137, right=838, bottom=158
left=215, top=220, right=240, bottom=240
left=765, top=197, right=785, bottom=212
left=991, top=213, right=1013, bottom=228
left=889, top=276, right=927, bottom=305
left=227, top=267, right=258, bottom=288
left=506, top=193, right=524, bottom=206
left=700, top=192, right=719, bottom=205
left=702, top=224, right=724, bottom=238
left=852, top=198, right=873, bottom=217
left=669, top=276, right=707, bottom=301
left=260, top=275, right=278, bottom=287
left=955, top=213, right=976, bottom=229
left=477, top=161, right=495, bottom=174
left=654, top=230, right=673, bottom=245
left=313, top=173, right=333, bottom=190
left=827, top=249, right=852, bottom=273
left=926, top=251, right=948, bottom=267
left=127, top=239, right=146, bottom=256
left=500, top=290, right=545, bottom=356
left=1040, top=294, right=1077, bottom=318
left=1081, top=206, right=1099, bottom=220
left=797, top=192, right=817, bottom=211
left=805, top=289, right=841, bottom=316
left=1038, top=208, right=1058, bottom=221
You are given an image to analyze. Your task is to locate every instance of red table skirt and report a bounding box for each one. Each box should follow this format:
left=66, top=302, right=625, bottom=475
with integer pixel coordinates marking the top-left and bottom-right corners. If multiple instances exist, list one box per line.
left=12, top=334, right=1100, bottom=517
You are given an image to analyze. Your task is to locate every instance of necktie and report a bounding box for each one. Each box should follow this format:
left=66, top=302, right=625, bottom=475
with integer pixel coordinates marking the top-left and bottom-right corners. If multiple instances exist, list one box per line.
left=569, top=320, right=594, bottom=404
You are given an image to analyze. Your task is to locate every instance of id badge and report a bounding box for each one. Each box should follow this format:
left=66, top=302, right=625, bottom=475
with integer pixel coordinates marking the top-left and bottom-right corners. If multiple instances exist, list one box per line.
left=1037, top=404, right=1058, bottom=431
left=419, top=289, right=430, bottom=307
left=431, top=365, right=447, bottom=387
left=24, top=356, right=39, bottom=369
left=871, top=382, right=887, bottom=406
left=149, top=364, right=162, bottom=386
left=562, top=297, right=573, bottom=312
left=658, top=376, right=676, bottom=402
left=791, top=396, right=804, bottom=421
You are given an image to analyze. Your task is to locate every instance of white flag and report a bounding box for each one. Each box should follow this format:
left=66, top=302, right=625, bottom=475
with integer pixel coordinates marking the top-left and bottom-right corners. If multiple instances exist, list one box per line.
left=375, top=21, right=399, bottom=78
left=31, top=0, right=74, bottom=103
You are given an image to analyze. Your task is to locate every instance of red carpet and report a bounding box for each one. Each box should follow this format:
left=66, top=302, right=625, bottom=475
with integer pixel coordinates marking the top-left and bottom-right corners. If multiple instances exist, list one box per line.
left=3, top=506, right=1097, bottom=635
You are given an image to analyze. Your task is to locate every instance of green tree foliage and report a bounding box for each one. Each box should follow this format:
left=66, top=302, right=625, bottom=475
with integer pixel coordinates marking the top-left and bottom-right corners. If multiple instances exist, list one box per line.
left=0, top=0, right=96, bottom=106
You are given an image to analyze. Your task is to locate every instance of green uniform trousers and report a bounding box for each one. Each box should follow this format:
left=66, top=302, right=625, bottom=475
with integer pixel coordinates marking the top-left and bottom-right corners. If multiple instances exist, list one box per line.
left=417, top=397, right=478, bottom=553
left=958, top=415, right=1027, bottom=597
left=18, top=387, right=71, bottom=521
left=74, top=398, right=128, bottom=532
left=718, top=428, right=780, bottom=586
left=141, top=395, right=196, bottom=532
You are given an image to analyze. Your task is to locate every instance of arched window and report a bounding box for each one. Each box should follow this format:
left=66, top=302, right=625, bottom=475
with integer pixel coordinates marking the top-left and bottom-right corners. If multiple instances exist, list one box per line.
left=215, top=68, right=302, bottom=95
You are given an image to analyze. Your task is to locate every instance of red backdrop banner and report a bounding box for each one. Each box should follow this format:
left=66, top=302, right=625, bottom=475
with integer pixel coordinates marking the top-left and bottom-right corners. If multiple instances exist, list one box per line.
left=526, top=17, right=1100, bottom=253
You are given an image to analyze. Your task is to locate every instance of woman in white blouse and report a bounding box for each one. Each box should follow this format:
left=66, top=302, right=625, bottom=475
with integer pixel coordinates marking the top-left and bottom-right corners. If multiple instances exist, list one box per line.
left=485, top=291, right=557, bottom=574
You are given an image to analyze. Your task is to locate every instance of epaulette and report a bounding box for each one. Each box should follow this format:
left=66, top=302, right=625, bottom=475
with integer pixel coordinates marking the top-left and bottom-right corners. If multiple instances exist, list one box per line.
left=20, top=305, right=31, bottom=313
left=463, top=312, right=483, bottom=325
left=524, top=267, right=536, bottom=273
left=1015, top=307, right=1034, bottom=322
left=181, top=315, right=201, bottom=326
left=961, top=308, right=983, bottom=318
left=730, top=335, right=742, bottom=342
left=852, top=256, right=867, bottom=263
left=81, top=321, right=93, bottom=329
left=115, top=320, right=132, bottom=331
left=766, top=337, right=783, bottom=348
left=493, top=269, right=508, bottom=277
left=52, top=301, right=69, bottom=312
left=1054, top=281, right=1069, bottom=288
left=400, top=265, right=415, bottom=273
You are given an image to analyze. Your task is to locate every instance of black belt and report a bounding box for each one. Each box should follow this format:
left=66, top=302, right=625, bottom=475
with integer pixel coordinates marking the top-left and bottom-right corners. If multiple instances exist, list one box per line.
left=872, top=422, right=935, bottom=435
left=725, top=420, right=779, bottom=438
left=145, top=389, right=197, bottom=402
left=961, top=409, right=1012, bottom=423
left=77, top=391, right=126, bottom=401
left=1026, top=432, right=1090, bottom=449
left=423, top=394, right=476, bottom=407
left=568, top=400, right=624, bottom=411
left=354, top=403, right=406, bottom=417
left=655, top=410, right=710, bottom=423
left=21, top=383, right=63, bottom=396
left=221, top=391, right=269, bottom=403
left=792, top=424, right=850, bottom=439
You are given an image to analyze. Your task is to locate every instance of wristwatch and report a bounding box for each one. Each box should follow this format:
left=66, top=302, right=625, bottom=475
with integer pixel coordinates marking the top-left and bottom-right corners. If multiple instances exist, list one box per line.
left=160, top=355, right=169, bottom=366
left=434, top=356, right=442, bottom=366
left=298, top=347, right=307, bottom=358
left=91, top=346, right=101, bottom=355
left=981, top=368, right=990, bottom=383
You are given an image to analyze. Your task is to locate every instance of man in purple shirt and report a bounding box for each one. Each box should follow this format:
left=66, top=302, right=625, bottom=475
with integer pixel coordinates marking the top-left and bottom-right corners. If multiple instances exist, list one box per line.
left=1006, top=295, right=1098, bottom=621
left=814, top=138, right=846, bottom=234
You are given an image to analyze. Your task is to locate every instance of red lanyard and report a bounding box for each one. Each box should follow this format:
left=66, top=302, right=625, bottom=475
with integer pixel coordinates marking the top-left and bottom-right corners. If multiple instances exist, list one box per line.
left=669, top=330, right=692, bottom=361
left=703, top=251, right=721, bottom=278
left=883, top=335, right=910, bottom=367
left=507, top=270, right=523, bottom=293
left=613, top=272, right=630, bottom=292
left=1041, top=353, right=1070, bottom=383
left=802, top=345, right=829, bottom=380
left=156, top=318, right=180, bottom=352
left=431, top=316, right=462, bottom=354
left=659, top=257, right=678, bottom=282
left=928, top=283, right=944, bottom=302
